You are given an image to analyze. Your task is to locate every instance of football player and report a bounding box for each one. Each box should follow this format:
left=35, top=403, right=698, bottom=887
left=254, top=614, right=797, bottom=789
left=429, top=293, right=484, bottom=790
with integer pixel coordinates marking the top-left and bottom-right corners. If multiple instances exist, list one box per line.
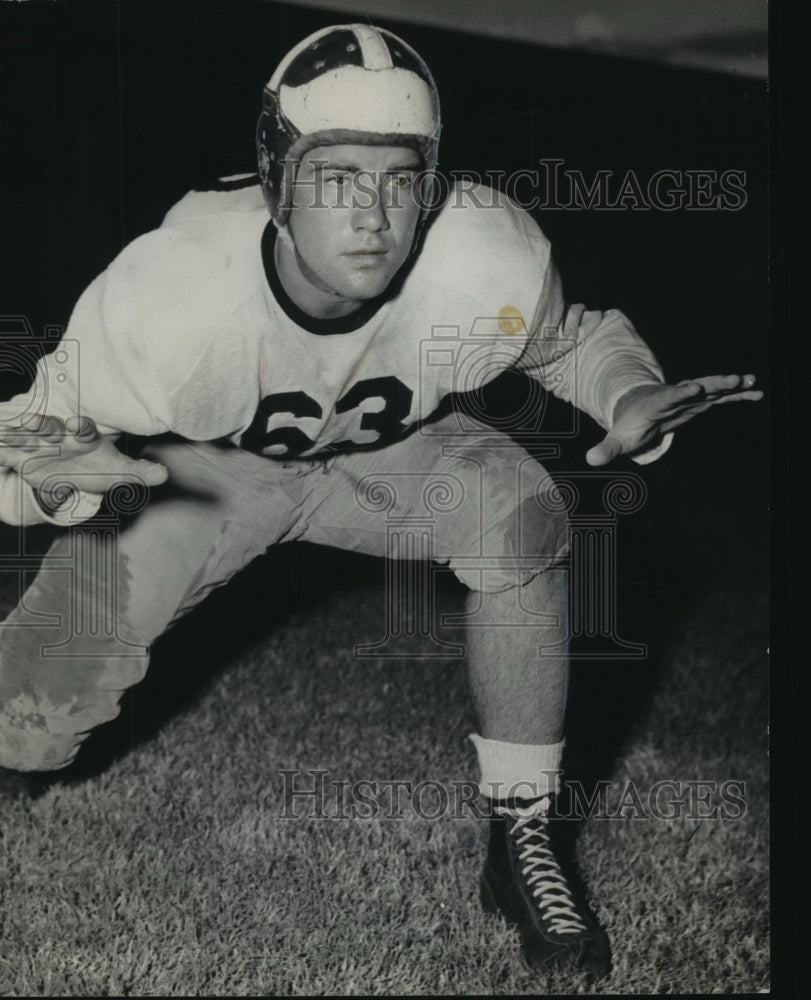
left=0, top=24, right=761, bottom=978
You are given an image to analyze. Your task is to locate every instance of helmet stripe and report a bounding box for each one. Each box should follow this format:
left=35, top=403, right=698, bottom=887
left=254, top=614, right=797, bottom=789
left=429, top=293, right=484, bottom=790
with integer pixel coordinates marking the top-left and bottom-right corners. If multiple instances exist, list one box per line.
left=352, top=25, right=393, bottom=70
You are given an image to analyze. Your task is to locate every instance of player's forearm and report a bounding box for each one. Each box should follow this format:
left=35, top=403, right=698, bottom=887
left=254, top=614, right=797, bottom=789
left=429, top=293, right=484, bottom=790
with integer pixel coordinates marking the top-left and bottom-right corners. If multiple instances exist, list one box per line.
left=576, top=309, right=667, bottom=430
left=524, top=304, right=666, bottom=430
left=519, top=295, right=674, bottom=464
left=517, top=255, right=666, bottom=429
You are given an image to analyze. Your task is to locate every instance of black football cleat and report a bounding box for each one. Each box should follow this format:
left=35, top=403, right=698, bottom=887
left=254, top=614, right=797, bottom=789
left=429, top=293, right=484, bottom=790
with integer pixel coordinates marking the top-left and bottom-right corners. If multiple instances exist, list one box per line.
left=0, top=765, right=53, bottom=802
left=480, top=798, right=611, bottom=978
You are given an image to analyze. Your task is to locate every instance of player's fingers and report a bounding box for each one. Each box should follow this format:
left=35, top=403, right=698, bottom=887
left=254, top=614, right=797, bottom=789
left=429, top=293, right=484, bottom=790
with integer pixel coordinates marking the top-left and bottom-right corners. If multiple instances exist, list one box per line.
left=705, top=389, right=764, bottom=405
left=675, top=388, right=763, bottom=410
left=670, top=381, right=705, bottom=403
left=38, top=415, right=68, bottom=443
left=636, top=382, right=705, bottom=416
left=562, top=303, right=586, bottom=337
left=17, top=413, right=66, bottom=443
left=18, top=413, right=44, bottom=432
left=685, top=374, right=757, bottom=397
left=659, top=391, right=764, bottom=432
left=0, top=432, right=32, bottom=451
left=0, top=423, right=22, bottom=448
left=5, top=415, right=44, bottom=446
left=667, top=376, right=762, bottom=412
left=64, top=415, right=99, bottom=441
left=0, top=417, right=63, bottom=449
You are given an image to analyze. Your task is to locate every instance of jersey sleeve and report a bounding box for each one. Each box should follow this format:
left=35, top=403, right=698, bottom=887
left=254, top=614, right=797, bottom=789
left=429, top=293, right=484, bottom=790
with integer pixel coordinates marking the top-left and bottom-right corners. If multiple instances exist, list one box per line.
left=515, top=253, right=673, bottom=464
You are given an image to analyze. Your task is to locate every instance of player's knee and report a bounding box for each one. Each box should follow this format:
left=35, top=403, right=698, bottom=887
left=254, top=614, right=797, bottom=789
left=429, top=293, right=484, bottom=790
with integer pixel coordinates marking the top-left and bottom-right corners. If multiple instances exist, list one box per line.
left=0, top=570, right=149, bottom=772
left=451, top=488, right=569, bottom=593
left=519, top=477, right=571, bottom=559
left=0, top=706, right=84, bottom=772
left=0, top=665, right=131, bottom=772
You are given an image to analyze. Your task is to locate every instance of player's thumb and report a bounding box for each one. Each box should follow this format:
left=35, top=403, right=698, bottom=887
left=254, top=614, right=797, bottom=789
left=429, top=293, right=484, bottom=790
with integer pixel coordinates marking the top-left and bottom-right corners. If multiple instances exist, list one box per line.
left=136, top=459, right=169, bottom=486
left=585, top=433, right=623, bottom=467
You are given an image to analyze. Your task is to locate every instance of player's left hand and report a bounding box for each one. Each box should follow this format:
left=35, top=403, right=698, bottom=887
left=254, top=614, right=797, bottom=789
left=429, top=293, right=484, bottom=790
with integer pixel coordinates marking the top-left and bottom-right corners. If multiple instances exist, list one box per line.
left=585, top=374, right=763, bottom=466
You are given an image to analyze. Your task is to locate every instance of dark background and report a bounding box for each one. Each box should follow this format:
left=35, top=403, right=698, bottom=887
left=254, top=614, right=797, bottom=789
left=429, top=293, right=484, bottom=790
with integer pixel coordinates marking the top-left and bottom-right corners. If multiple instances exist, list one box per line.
left=0, top=1, right=767, bottom=665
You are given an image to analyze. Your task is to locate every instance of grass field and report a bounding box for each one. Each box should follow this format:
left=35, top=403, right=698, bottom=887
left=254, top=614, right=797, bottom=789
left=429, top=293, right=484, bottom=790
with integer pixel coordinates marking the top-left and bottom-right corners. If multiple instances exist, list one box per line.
left=0, top=459, right=769, bottom=996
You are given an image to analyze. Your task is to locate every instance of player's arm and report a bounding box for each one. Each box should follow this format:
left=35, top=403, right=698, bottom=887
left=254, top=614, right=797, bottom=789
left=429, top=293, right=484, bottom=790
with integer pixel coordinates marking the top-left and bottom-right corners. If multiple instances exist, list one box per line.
left=0, top=244, right=180, bottom=526
left=517, top=260, right=761, bottom=464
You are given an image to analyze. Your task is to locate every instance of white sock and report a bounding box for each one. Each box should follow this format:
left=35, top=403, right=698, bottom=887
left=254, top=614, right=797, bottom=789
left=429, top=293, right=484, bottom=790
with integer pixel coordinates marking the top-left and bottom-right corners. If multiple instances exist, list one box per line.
left=469, top=732, right=564, bottom=801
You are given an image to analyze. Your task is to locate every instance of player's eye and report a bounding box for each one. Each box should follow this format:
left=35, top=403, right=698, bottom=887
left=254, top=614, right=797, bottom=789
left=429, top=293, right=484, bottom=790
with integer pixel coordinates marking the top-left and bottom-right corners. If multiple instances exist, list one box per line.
left=381, top=172, right=416, bottom=208
left=388, top=172, right=415, bottom=189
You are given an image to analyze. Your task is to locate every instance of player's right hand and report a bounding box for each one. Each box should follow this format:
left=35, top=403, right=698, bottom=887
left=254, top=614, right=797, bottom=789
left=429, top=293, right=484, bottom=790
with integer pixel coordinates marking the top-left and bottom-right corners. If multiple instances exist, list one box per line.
left=0, top=415, right=169, bottom=505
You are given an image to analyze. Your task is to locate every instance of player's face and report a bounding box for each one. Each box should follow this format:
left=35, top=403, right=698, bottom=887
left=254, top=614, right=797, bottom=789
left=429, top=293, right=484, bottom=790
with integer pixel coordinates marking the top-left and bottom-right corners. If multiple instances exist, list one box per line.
left=282, top=144, right=423, bottom=315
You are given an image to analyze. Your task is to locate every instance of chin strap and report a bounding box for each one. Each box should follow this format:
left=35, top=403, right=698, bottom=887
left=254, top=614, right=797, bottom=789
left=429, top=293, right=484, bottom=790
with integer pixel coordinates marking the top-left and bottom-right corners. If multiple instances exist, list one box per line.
left=273, top=217, right=297, bottom=254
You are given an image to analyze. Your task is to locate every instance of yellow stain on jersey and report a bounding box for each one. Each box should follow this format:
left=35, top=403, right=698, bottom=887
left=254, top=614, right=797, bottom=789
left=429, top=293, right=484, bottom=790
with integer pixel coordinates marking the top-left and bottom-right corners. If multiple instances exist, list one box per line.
left=498, top=305, right=525, bottom=335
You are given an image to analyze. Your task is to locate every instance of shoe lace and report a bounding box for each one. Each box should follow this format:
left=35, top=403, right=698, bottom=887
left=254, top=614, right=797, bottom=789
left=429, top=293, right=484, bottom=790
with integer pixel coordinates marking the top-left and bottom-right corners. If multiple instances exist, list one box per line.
left=497, top=801, right=588, bottom=936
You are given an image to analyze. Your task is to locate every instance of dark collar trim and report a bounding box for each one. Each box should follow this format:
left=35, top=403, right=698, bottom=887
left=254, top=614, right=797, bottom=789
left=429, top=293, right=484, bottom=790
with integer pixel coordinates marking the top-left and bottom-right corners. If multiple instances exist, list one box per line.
left=261, top=222, right=392, bottom=336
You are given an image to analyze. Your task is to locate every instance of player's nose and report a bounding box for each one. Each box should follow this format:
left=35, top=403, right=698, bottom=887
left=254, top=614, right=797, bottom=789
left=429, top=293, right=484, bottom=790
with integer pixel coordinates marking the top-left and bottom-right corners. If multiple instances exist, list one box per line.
left=350, top=182, right=389, bottom=233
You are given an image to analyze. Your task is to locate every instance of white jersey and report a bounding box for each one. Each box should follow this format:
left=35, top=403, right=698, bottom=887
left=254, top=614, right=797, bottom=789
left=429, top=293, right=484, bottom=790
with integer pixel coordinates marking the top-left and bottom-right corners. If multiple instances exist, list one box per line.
left=0, top=178, right=669, bottom=525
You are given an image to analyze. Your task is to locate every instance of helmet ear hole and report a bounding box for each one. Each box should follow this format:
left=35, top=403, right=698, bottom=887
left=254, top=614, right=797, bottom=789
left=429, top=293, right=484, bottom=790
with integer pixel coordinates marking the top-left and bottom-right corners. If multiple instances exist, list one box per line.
left=257, top=107, right=296, bottom=224
left=258, top=145, right=271, bottom=184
